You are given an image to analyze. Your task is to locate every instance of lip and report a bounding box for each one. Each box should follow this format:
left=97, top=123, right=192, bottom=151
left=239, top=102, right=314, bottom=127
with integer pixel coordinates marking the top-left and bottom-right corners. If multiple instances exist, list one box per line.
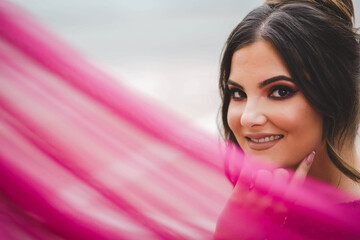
left=245, top=133, right=283, bottom=151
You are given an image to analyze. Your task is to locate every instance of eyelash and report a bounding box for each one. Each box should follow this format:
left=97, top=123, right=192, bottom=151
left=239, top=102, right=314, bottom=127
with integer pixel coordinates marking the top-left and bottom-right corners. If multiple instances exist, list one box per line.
left=227, top=85, right=297, bottom=101
left=228, top=88, right=246, bottom=101
left=269, top=85, right=297, bottom=99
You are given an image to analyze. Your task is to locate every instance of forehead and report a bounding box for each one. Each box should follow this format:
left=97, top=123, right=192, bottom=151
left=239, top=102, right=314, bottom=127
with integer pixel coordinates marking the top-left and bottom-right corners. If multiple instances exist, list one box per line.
left=229, top=40, right=290, bottom=83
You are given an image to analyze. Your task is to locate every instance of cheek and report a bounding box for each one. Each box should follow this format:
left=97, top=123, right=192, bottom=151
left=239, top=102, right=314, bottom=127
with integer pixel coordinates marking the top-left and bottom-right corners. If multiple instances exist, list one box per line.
left=282, top=102, right=322, bottom=134
left=275, top=100, right=323, bottom=156
left=291, top=107, right=323, bottom=149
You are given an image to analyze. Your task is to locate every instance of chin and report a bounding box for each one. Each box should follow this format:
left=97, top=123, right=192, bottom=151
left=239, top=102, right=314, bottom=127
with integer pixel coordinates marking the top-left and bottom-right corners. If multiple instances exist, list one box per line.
left=246, top=151, right=300, bottom=169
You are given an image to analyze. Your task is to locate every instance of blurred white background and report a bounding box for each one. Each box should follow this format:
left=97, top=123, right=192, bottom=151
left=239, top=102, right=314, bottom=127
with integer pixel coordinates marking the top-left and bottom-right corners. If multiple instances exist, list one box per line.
left=11, top=0, right=360, bottom=136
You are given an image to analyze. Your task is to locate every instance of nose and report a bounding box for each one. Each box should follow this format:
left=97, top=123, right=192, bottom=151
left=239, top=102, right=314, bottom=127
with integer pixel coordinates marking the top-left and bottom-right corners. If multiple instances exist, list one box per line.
left=240, top=100, right=267, bottom=128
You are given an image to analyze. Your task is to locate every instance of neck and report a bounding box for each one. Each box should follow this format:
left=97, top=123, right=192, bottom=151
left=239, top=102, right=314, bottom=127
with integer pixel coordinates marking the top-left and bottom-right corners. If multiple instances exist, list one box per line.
left=308, top=141, right=360, bottom=200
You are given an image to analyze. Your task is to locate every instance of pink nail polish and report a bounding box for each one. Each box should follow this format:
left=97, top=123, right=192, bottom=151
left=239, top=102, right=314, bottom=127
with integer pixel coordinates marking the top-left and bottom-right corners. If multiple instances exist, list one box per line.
left=306, top=151, right=315, bottom=165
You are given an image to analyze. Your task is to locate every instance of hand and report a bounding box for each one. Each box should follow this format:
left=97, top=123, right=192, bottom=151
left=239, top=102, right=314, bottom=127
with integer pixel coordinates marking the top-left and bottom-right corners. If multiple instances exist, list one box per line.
left=214, top=151, right=315, bottom=240
left=232, top=151, right=315, bottom=214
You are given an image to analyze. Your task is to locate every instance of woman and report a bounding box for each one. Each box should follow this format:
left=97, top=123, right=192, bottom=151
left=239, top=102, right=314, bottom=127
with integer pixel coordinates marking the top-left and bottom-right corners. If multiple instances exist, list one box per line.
left=215, top=0, right=360, bottom=239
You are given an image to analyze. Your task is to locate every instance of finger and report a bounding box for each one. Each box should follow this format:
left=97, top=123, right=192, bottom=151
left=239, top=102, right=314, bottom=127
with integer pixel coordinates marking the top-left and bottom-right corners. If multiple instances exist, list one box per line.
left=254, top=169, right=273, bottom=192
left=231, top=164, right=254, bottom=203
left=273, top=168, right=289, bottom=185
left=234, top=169, right=271, bottom=209
left=252, top=170, right=274, bottom=214
left=268, top=169, right=290, bottom=217
left=291, top=151, right=315, bottom=186
left=238, top=164, right=254, bottom=190
left=269, top=168, right=289, bottom=196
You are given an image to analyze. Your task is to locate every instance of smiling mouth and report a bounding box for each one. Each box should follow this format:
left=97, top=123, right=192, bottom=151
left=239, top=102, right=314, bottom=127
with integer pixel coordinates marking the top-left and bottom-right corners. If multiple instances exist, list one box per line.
left=246, top=135, right=284, bottom=143
left=245, top=134, right=284, bottom=150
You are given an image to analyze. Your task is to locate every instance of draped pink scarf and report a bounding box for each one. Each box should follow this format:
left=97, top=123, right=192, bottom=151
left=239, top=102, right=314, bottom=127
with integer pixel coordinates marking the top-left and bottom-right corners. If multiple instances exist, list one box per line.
left=0, top=1, right=359, bottom=239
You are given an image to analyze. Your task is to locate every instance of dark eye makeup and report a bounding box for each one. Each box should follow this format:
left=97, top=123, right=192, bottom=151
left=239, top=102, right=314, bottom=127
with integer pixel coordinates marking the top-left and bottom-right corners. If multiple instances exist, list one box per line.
left=268, top=85, right=298, bottom=99
left=226, top=84, right=298, bottom=101
left=227, top=87, right=246, bottom=101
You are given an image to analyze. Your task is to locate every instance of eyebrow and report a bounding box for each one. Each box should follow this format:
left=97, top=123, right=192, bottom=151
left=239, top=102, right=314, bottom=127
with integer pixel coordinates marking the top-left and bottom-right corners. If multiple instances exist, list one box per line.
left=227, top=80, right=244, bottom=89
left=227, top=75, right=293, bottom=89
left=258, top=75, right=293, bottom=88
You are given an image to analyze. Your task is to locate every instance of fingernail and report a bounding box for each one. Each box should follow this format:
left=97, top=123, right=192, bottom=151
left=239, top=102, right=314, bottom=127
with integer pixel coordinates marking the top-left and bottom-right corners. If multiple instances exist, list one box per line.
left=305, top=151, right=315, bottom=165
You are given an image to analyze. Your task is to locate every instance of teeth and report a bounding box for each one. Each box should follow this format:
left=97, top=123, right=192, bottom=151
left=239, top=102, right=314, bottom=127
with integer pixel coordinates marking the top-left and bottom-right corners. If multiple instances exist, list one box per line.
left=249, top=135, right=282, bottom=143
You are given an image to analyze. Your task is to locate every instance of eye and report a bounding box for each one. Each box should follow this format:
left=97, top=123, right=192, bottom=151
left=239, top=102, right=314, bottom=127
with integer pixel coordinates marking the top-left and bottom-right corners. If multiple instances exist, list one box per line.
left=269, top=86, right=296, bottom=99
left=229, top=88, right=246, bottom=101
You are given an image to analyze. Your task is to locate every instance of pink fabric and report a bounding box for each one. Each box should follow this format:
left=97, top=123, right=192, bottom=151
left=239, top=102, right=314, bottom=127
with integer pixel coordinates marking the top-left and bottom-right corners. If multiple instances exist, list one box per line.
left=0, top=1, right=359, bottom=239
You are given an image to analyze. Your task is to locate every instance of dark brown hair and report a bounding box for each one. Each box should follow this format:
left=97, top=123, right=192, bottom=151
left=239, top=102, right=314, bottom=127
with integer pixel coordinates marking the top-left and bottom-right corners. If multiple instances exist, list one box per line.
left=219, top=0, right=360, bottom=181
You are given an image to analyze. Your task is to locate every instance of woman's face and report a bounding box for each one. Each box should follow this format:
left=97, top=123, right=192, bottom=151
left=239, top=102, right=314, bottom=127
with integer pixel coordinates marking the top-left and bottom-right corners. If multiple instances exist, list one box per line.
left=227, top=40, right=324, bottom=168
